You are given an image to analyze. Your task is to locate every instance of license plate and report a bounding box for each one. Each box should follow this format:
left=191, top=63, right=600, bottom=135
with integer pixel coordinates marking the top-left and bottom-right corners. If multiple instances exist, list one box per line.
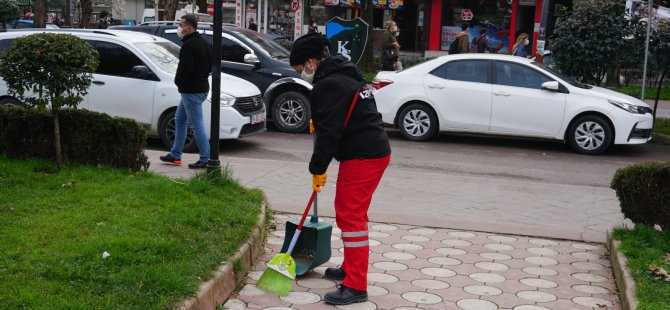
left=250, top=113, right=265, bottom=125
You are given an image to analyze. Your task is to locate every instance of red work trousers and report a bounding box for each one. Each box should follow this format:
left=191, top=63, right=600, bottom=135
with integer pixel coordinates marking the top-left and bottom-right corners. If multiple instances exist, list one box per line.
left=336, top=155, right=390, bottom=292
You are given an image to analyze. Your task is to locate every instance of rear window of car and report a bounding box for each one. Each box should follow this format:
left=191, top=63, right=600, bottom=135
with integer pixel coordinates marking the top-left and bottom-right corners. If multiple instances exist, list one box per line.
left=431, top=60, right=489, bottom=84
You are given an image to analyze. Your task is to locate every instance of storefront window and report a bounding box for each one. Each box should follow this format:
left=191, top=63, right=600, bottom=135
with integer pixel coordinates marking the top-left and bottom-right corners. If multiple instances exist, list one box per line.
left=440, top=0, right=512, bottom=52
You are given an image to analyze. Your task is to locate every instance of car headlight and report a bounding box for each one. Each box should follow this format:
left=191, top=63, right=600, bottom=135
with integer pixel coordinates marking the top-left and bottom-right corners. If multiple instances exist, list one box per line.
left=608, top=100, right=652, bottom=115
left=208, top=92, right=236, bottom=107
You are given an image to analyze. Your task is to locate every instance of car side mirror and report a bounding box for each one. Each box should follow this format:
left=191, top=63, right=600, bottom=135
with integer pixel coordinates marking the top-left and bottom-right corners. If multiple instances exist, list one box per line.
left=541, top=81, right=560, bottom=92
left=244, top=53, right=260, bottom=66
left=131, top=65, right=158, bottom=80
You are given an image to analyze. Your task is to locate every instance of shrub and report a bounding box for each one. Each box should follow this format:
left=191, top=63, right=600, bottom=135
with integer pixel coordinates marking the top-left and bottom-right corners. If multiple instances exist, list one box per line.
left=0, top=106, right=148, bottom=171
left=611, top=162, right=670, bottom=229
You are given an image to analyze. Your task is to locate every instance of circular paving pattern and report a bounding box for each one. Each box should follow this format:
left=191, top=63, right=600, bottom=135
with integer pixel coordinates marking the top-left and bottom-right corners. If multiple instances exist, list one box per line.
left=475, top=262, right=510, bottom=271
left=572, top=297, right=614, bottom=307
left=267, top=238, right=285, bottom=245
left=448, top=231, right=477, bottom=238
left=367, top=285, right=389, bottom=297
left=297, top=278, right=336, bottom=289
left=456, top=299, right=498, bottom=310
left=526, top=247, right=559, bottom=256
left=463, top=285, right=503, bottom=296
left=571, top=272, right=609, bottom=283
left=516, top=291, right=557, bottom=303
left=442, top=239, right=473, bottom=247
left=263, top=307, right=296, bottom=310
left=571, top=261, right=606, bottom=271
left=479, top=252, right=513, bottom=260
left=279, top=292, right=321, bottom=304
left=393, top=308, right=423, bottom=310
left=222, top=298, right=246, bottom=310
left=335, top=301, right=378, bottom=310
left=247, top=271, right=263, bottom=281
left=371, top=224, right=398, bottom=231
left=368, top=272, right=400, bottom=283
left=528, top=239, right=559, bottom=246
left=484, top=243, right=515, bottom=251
left=519, top=278, right=558, bottom=289
left=524, top=256, right=559, bottom=266
left=571, top=251, right=601, bottom=260
left=572, top=284, right=611, bottom=294
left=402, top=235, right=431, bottom=242
left=368, top=231, right=390, bottom=238
left=329, top=256, right=344, bottom=265
left=373, top=262, right=409, bottom=271
left=420, top=267, right=457, bottom=277
left=522, top=267, right=558, bottom=276
left=271, top=230, right=286, bottom=237
left=513, top=306, right=551, bottom=310
left=412, top=279, right=450, bottom=289
left=402, top=292, right=442, bottom=304
left=436, top=247, right=468, bottom=256
left=392, top=243, right=424, bottom=251
left=239, top=284, right=266, bottom=296
left=428, top=257, right=463, bottom=266
left=369, top=239, right=382, bottom=247
left=571, top=243, right=601, bottom=251
left=408, top=228, right=438, bottom=235
left=383, top=252, right=417, bottom=260
left=488, top=235, right=518, bottom=243
left=469, top=273, right=506, bottom=283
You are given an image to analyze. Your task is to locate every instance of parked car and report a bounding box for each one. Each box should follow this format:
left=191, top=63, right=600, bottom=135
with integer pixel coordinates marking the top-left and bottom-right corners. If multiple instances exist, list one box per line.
left=372, top=54, right=653, bottom=155
left=117, top=23, right=313, bottom=133
left=0, top=29, right=266, bottom=152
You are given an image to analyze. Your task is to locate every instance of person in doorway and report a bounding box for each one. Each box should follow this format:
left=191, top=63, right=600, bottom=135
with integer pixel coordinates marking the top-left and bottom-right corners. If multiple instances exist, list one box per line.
left=513, top=33, right=530, bottom=58
left=308, top=19, right=318, bottom=33
left=94, top=11, right=109, bottom=29
left=381, top=20, right=400, bottom=71
left=454, top=22, right=470, bottom=54
left=289, top=33, right=392, bottom=306
left=160, top=15, right=213, bottom=169
left=472, top=28, right=503, bottom=53
left=248, top=18, right=258, bottom=31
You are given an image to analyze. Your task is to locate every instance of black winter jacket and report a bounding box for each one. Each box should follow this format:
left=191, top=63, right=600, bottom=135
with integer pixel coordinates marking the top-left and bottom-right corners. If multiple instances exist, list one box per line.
left=309, top=56, right=391, bottom=175
left=175, top=32, right=212, bottom=93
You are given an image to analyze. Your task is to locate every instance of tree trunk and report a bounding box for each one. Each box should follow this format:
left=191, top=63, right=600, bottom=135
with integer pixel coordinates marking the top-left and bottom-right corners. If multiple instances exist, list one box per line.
left=52, top=107, right=63, bottom=172
left=653, top=70, right=666, bottom=128
left=164, top=0, right=180, bottom=21
left=65, top=0, right=71, bottom=27
left=80, top=0, right=93, bottom=28
left=358, top=0, right=375, bottom=74
left=33, top=0, right=47, bottom=28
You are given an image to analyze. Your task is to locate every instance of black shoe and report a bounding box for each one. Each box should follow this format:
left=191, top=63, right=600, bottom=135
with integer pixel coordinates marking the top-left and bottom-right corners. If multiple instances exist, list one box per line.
left=188, top=161, right=208, bottom=169
left=324, top=284, right=367, bottom=305
left=160, top=154, right=182, bottom=165
left=324, top=267, right=346, bottom=281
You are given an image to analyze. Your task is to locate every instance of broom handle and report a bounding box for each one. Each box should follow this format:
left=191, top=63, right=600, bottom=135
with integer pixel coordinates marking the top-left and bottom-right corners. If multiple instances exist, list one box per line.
left=286, top=190, right=317, bottom=254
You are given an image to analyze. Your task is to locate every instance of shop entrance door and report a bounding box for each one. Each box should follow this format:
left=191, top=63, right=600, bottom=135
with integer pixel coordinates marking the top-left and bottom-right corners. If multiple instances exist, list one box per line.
left=396, top=0, right=418, bottom=52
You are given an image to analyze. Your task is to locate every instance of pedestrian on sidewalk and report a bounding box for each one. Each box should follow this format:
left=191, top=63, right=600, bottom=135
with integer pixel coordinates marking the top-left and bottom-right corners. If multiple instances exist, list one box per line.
left=160, top=15, right=213, bottom=169
left=513, top=33, right=530, bottom=58
left=289, top=33, right=392, bottom=306
left=94, top=11, right=109, bottom=29
left=381, top=20, right=400, bottom=71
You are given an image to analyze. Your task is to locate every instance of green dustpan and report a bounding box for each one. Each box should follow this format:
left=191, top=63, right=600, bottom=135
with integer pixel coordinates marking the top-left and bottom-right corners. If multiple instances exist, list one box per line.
left=281, top=194, right=332, bottom=276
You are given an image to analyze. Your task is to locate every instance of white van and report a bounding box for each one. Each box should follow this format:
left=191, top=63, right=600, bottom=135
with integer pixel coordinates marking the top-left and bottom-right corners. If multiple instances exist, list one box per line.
left=0, top=29, right=266, bottom=152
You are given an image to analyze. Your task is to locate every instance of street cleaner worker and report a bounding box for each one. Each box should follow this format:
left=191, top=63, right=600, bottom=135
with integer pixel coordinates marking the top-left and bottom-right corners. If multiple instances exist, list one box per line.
left=290, top=33, right=392, bottom=306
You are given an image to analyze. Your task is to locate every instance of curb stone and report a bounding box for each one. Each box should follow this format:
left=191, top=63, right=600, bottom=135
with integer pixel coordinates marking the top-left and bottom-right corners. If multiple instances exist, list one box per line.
left=608, top=232, right=639, bottom=310
left=652, top=133, right=670, bottom=145
left=179, top=202, right=267, bottom=310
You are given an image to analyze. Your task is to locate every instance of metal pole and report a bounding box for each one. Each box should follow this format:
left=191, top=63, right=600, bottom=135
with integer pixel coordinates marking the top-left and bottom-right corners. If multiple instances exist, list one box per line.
left=208, top=0, right=223, bottom=173
left=641, top=0, right=653, bottom=101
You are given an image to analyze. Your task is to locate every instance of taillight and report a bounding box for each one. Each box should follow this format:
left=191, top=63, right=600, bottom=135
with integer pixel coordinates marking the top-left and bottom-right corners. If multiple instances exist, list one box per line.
left=372, top=79, right=393, bottom=90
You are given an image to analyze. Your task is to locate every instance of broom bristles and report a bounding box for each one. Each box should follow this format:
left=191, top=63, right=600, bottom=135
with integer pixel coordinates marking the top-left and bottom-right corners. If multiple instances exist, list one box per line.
left=256, top=268, right=294, bottom=296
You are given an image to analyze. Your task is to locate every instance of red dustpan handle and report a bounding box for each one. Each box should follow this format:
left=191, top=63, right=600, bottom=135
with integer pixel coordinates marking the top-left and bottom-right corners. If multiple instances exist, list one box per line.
left=286, top=190, right=317, bottom=254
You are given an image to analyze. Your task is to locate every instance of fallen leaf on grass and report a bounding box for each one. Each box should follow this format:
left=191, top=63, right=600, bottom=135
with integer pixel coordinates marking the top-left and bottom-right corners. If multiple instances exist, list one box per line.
left=663, top=253, right=670, bottom=265
left=2, top=205, right=15, bottom=212
left=61, top=180, right=76, bottom=188
left=649, top=264, right=670, bottom=282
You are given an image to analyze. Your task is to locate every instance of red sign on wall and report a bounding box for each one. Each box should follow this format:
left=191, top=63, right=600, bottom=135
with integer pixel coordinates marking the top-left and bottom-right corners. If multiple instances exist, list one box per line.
left=461, top=9, right=473, bottom=21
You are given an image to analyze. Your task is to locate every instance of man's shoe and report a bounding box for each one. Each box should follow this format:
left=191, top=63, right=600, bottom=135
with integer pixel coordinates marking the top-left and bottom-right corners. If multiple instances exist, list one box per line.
left=324, top=285, right=367, bottom=305
left=160, top=154, right=181, bottom=165
left=188, top=161, right=208, bottom=169
left=324, top=267, right=346, bottom=281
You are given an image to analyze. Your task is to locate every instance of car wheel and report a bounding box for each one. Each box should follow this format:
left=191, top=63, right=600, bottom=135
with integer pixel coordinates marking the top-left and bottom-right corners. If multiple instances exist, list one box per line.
left=398, top=103, right=438, bottom=141
left=272, top=91, right=310, bottom=133
left=567, top=115, right=613, bottom=155
left=159, top=110, right=198, bottom=153
left=0, top=97, right=24, bottom=107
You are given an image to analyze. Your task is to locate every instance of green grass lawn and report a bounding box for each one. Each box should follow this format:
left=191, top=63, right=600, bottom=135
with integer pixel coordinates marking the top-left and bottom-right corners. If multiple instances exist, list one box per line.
left=615, top=85, right=670, bottom=101
left=613, top=225, right=670, bottom=310
left=655, top=118, right=670, bottom=136
left=0, top=157, right=263, bottom=309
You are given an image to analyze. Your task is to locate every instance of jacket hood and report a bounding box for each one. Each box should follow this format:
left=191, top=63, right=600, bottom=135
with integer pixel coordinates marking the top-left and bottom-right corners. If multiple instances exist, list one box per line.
left=313, top=55, right=364, bottom=84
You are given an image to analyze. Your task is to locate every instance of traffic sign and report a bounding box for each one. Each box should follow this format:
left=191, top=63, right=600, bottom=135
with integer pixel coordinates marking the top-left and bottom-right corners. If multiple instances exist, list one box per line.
left=461, top=9, right=473, bottom=21
left=207, top=3, right=215, bottom=16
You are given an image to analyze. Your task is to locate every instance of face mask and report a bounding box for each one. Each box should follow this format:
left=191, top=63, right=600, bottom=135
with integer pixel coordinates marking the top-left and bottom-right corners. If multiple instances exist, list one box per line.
left=524, top=39, right=529, bottom=45
left=300, top=61, right=315, bottom=84
left=177, top=27, right=185, bottom=39
left=394, top=31, right=400, bottom=37
left=391, top=26, right=398, bottom=32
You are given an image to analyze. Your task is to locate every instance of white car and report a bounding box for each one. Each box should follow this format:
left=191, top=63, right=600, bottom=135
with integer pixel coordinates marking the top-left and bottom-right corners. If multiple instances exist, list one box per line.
left=373, top=54, right=653, bottom=154
left=0, top=29, right=266, bottom=152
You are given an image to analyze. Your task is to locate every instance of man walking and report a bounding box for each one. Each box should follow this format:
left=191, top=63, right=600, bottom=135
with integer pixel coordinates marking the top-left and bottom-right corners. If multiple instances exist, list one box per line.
left=450, top=23, right=470, bottom=54
left=94, top=11, right=109, bottom=29
left=160, top=15, right=213, bottom=169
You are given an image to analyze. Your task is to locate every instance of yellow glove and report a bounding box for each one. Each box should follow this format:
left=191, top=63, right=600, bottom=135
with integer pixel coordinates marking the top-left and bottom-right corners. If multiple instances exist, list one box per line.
left=312, top=173, right=327, bottom=192
left=309, top=119, right=315, bottom=134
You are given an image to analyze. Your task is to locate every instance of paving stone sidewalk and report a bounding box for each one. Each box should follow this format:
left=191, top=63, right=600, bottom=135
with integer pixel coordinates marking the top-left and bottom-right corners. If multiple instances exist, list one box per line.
left=223, top=214, right=621, bottom=310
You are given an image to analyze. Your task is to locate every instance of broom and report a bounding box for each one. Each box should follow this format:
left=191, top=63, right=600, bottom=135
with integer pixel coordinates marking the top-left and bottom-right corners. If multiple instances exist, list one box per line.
left=256, top=190, right=318, bottom=296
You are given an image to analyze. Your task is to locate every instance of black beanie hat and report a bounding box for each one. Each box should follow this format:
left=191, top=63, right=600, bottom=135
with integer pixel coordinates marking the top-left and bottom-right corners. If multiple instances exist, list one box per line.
left=289, top=33, right=330, bottom=66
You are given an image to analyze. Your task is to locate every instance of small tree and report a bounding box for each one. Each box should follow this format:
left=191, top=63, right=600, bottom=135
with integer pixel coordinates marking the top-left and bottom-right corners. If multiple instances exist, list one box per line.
left=651, top=20, right=670, bottom=125
left=550, top=0, right=629, bottom=85
left=0, top=0, right=19, bottom=29
left=0, top=33, right=99, bottom=171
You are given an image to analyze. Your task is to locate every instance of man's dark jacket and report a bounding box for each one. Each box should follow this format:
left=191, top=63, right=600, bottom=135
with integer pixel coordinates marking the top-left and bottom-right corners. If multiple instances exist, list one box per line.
left=309, top=56, right=391, bottom=175
left=175, top=32, right=212, bottom=93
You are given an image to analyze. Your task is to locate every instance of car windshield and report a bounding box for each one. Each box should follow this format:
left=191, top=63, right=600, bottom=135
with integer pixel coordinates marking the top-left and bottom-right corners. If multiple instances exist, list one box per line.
left=532, top=62, right=592, bottom=89
left=231, top=28, right=290, bottom=59
left=134, top=42, right=180, bottom=75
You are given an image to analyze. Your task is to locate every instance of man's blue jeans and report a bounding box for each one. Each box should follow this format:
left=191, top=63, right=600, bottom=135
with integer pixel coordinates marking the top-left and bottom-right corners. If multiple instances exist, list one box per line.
left=169, top=93, right=210, bottom=163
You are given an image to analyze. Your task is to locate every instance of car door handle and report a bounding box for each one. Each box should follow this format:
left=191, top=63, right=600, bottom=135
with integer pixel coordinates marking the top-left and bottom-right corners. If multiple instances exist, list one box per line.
left=92, top=81, right=105, bottom=85
left=428, top=84, right=445, bottom=89
left=493, top=91, right=510, bottom=97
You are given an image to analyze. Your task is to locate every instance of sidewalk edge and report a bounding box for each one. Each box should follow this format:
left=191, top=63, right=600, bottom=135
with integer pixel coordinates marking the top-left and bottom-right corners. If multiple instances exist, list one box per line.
left=179, top=201, right=267, bottom=310
left=652, top=133, right=670, bottom=146
left=608, top=233, right=639, bottom=310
